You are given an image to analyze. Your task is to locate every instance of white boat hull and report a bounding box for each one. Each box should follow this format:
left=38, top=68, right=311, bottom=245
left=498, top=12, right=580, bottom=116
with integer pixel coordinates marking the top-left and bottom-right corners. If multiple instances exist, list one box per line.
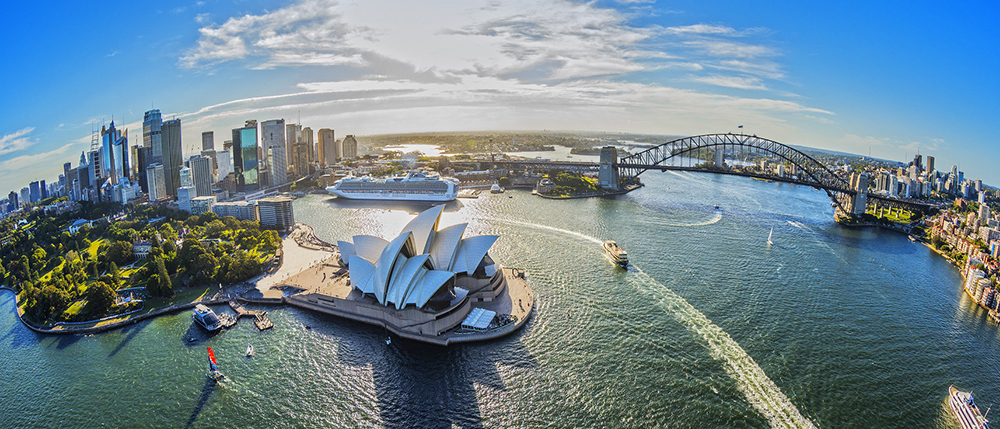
left=326, top=187, right=456, bottom=202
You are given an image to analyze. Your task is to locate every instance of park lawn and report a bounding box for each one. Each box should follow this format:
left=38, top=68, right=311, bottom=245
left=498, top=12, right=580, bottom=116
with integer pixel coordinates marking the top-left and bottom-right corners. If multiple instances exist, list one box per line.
left=86, top=238, right=106, bottom=258
left=62, top=299, right=88, bottom=320
left=38, top=260, right=67, bottom=283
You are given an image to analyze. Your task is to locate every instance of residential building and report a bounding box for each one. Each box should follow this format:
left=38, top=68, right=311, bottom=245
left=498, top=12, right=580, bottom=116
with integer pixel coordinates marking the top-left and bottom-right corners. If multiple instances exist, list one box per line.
left=342, top=135, right=358, bottom=159
left=212, top=201, right=259, bottom=221
left=233, top=120, right=259, bottom=190
left=293, top=142, right=310, bottom=177
left=190, top=196, right=216, bottom=215
left=285, top=123, right=301, bottom=172
left=161, top=118, right=183, bottom=196
left=177, top=186, right=196, bottom=213
left=318, top=128, right=337, bottom=167
left=257, top=196, right=294, bottom=230
left=147, top=163, right=167, bottom=201
left=189, top=155, right=213, bottom=196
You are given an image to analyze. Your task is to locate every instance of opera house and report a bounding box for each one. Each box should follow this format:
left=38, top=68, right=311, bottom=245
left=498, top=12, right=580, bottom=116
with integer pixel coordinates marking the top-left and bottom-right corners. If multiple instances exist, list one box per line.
left=284, top=206, right=534, bottom=345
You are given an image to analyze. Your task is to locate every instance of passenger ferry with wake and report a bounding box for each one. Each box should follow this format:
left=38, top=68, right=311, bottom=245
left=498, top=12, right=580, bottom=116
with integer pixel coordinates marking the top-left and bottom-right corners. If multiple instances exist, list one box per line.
left=602, top=240, right=629, bottom=267
left=949, top=385, right=991, bottom=429
left=326, top=171, right=459, bottom=202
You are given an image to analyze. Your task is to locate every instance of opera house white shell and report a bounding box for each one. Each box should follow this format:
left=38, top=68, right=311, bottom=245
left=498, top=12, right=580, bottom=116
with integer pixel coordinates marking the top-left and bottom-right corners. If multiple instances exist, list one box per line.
left=337, top=206, right=499, bottom=311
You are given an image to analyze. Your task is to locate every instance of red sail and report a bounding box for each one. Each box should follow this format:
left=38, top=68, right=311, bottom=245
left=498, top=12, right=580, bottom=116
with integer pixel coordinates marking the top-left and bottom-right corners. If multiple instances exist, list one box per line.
left=207, top=347, right=217, bottom=365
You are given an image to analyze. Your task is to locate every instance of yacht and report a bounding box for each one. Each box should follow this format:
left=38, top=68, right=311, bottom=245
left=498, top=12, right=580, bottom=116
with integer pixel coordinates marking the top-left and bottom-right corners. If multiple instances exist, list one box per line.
left=602, top=240, right=629, bottom=267
left=326, top=171, right=459, bottom=202
left=192, top=304, right=223, bottom=331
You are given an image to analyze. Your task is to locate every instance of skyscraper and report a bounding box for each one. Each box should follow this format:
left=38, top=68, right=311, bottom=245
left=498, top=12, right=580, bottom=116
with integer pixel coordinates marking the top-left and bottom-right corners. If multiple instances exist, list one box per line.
left=318, top=128, right=337, bottom=167
left=285, top=123, right=301, bottom=171
left=233, top=120, right=259, bottom=190
left=261, top=119, right=287, bottom=187
left=136, top=146, right=151, bottom=193
left=293, top=142, right=310, bottom=177
left=19, top=188, right=28, bottom=207
left=161, top=119, right=183, bottom=196
left=143, top=109, right=163, bottom=162
left=342, top=135, right=358, bottom=159
left=7, top=191, right=17, bottom=212
left=217, top=149, right=233, bottom=181
left=189, top=155, right=213, bottom=196
left=147, top=163, right=167, bottom=201
left=301, top=127, right=315, bottom=162
left=101, top=121, right=128, bottom=185
left=927, top=156, right=935, bottom=175
left=29, top=181, right=40, bottom=203
left=202, top=131, right=214, bottom=151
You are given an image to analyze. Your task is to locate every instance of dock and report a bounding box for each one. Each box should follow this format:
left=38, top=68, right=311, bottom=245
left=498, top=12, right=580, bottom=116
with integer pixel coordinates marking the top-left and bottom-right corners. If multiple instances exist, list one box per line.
left=229, top=301, right=274, bottom=331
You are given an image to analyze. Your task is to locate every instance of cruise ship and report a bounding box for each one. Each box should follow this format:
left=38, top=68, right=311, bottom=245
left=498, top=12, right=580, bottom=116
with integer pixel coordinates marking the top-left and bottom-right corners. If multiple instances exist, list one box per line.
left=949, top=385, right=991, bottom=429
left=327, top=172, right=459, bottom=202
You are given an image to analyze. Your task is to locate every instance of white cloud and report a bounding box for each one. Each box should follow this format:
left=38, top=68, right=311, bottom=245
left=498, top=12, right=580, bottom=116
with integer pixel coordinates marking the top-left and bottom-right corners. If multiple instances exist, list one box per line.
left=691, top=75, right=767, bottom=90
left=0, top=142, right=78, bottom=177
left=663, top=24, right=736, bottom=36
left=0, top=127, right=37, bottom=156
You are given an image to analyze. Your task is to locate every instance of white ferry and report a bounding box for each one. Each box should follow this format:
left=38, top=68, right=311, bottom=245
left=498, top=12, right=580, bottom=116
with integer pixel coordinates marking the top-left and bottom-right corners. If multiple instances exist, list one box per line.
left=950, top=385, right=991, bottom=429
left=192, top=304, right=223, bottom=331
left=327, top=172, right=459, bottom=202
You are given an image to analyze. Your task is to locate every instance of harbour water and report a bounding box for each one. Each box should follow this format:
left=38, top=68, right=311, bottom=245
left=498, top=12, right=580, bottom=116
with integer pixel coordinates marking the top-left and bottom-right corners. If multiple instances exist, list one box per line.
left=2, top=170, right=997, bottom=428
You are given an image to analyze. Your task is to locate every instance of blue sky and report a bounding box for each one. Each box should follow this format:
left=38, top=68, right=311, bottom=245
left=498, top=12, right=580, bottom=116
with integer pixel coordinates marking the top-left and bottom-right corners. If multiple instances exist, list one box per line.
left=0, top=0, right=996, bottom=194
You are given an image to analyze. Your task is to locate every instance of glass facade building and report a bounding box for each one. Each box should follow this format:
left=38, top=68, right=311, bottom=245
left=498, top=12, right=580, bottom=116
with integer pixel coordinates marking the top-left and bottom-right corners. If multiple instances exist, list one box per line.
left=233, top=120, right=259, bottom=190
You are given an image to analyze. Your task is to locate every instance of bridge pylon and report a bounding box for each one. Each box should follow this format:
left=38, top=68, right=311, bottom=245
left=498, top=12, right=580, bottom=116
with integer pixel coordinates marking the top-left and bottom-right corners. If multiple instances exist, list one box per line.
left=598, top=146, right=620, bottom=190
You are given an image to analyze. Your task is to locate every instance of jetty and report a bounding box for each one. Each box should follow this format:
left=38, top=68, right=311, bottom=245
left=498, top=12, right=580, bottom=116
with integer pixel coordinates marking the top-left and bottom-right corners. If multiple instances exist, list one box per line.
left=229, top=300, right=273, bottom=331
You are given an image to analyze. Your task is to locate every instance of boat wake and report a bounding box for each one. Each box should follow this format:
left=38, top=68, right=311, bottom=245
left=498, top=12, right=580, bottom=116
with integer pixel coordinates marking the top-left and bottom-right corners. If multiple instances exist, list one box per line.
left=486, top=217, right=818, bottom=429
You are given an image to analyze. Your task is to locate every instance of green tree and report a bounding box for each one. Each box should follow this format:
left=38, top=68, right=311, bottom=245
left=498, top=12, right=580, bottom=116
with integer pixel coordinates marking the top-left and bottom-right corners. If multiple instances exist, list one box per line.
left=109, top=262, right=120, bottom=287
left=147, top=274, right=162, bottom=297
left=85, top=281, right=116, bottom=316
left=498, top=177, right=511, bottom=187
left=106, top=241, right=134, bottom=266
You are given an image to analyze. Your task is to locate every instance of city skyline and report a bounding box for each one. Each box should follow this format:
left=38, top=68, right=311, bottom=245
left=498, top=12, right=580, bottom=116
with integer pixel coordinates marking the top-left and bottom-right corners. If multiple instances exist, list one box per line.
left=1, top=0, right=996, bottom=194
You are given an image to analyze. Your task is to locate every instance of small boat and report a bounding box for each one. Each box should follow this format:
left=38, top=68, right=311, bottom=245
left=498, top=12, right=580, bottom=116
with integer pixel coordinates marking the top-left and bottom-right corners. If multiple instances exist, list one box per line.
left=192, top=304, right=224, bottom=332
left=949, top=385, right=991, bottom=429
left=490, top=184, right=505, bottom=194
left=188, top=337, right=196, bottom=343
left=207, top=347, right=224, bottom=381
left=767, top=227, right=774, bottom=245
left=908, top=235, right=917, bottom=242
left=714, top=205, right=720, bottom=210
left=602, top=240, right=629, bottom=267
left=246, top=344, right=254, bottom=357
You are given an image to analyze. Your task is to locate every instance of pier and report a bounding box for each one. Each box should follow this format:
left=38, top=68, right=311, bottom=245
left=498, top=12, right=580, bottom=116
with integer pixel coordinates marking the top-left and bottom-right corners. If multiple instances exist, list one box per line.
left=229, top=300, right=273, bottom=331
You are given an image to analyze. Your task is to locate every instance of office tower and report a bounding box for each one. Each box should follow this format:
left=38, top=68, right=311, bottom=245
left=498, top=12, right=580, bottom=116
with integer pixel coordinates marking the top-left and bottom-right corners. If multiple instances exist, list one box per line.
left=66, top=168, right=78, bottom=200
left=6, top=191, right=16, bottom=212
left=217, top=149, right=233, bottom=180
left=260, top=119, right=287, bottom=187
left=136, top=146, right=151, bottom=193
left=147, top=163, right=167, bottom=201
left=29, top=181, right=40, bottom=203
left=19, top=188, right=28, bottom=207
left=101, top=121, right=129, bottom=185
left=232, top=120, right=259, bottom=190
left=177, top=186, right=195, bottom=213
left=202, top=131, right=214, bottom=151
left=285, top=123, right=301, bottom=171
left=161, top=119, right=183, bottom=196
left=143, top=109, right=163, bottom=162
left=201, top=149, right=218, bottom=174
left=41, top=180, right=48, bottom=200
left=301, top=127, right=315, bottom=162
left=927, top=156, right=935, bottom=175
left=342, top=135, right=358, bottom=159
left=189, top=155, right=213, bottom=196
left=318, top=128, right=337, bottom=167
left=912, top=154, right=922, bottom=171
left=293, top=142, right=310, bottom=177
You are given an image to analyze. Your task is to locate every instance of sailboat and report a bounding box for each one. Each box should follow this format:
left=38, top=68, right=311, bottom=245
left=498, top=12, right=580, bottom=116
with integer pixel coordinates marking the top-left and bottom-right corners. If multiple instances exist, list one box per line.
left=767, top=227, right=774, bottom=245
left=245, top=344, right=254, bottom=358
left=207, top=347, right=224, bottom=381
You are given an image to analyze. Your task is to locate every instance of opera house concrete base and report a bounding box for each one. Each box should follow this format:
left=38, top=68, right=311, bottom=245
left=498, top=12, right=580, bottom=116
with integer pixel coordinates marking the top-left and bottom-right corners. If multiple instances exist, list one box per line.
left=284, top=267, right=534, bottom=346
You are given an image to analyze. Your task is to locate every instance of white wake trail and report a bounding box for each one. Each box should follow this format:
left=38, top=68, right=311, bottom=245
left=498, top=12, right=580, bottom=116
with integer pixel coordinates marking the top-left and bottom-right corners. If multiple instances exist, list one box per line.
left=485, top=217, right=817, bottom=429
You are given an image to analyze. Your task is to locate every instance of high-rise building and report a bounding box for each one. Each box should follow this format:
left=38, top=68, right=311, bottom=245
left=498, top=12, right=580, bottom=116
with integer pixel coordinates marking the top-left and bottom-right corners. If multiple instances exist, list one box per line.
left=261, top=119, right=287, bottom=187
left=135, top=146, right=151, bottom=193
left=143, top=109, right=163, bottom=162
left=147, top=163, right=167, bottom=201
left=318, top=128, right=337, bottom=167
left=233, top=120, right=259, bottom=190
left=189, top=155, right=213, bottom=196
left=179, top=166, right=193, bottom=188
left=212, top=201, right=259, bottom=221
left=40, top=180, right=48, bottom=200
left=161, top=119, right=183, bottom=196
left=19, top=187, right=29, bottom=207
left=285, top=123, right=301, bottom=170
left=202, top=131, right=214, bottom=151
left=177, top=186, right=196, bottom=213
left=101, top=121, right=129, bottom=185
left=217, top=149, right=233, bottom=181
left=257, top=197, right=295, bottom=231
left=301, top=127, right=315, bottom=162
left=926, top=156, right=935, bottom=175
left=293, top=142, right=310, bottom=177
left=6, top=191, right=17, bottom=212
left=342, top=135, right=358, bottom=159
left=29, top=181, right=40, bottom=203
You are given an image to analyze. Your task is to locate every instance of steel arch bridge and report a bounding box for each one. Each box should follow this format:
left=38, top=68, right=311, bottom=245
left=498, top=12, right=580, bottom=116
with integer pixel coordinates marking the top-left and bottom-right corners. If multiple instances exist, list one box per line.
left=614, top=133, right=930, bottom=214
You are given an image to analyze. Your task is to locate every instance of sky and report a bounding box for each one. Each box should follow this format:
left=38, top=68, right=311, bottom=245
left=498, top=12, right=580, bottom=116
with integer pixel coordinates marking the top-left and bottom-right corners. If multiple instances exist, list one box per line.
left=0, top=0, right=997, bottom=195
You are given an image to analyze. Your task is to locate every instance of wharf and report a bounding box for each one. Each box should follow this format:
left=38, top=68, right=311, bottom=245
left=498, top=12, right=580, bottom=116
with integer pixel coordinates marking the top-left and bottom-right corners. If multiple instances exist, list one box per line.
left=228, top=300, right=273, bottom=331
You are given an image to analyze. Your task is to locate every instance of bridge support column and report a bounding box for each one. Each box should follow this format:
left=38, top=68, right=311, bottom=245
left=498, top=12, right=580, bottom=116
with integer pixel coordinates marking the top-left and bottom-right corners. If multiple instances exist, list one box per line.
left=848, top=172, right=869, bottom=217
left=598, top=146, right=619, bottom=189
